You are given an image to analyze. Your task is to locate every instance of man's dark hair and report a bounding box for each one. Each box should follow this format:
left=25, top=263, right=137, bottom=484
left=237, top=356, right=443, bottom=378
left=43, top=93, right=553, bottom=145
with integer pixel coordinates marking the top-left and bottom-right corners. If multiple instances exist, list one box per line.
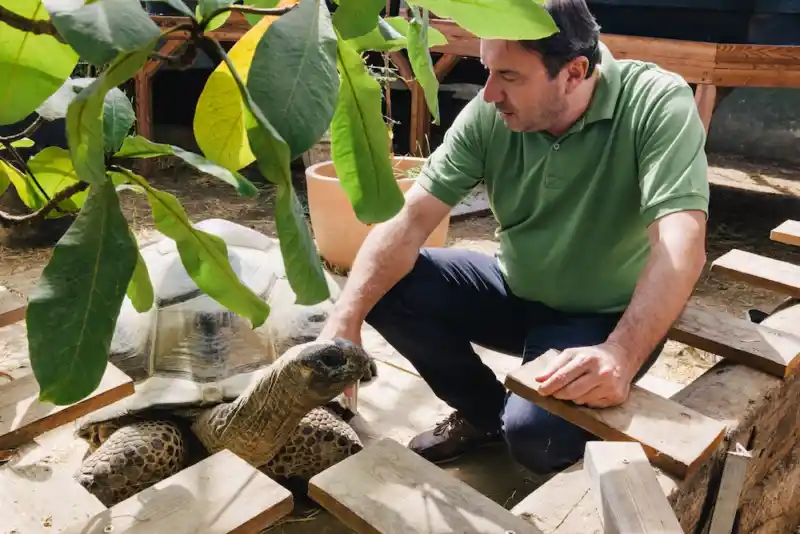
left=520, top=0, right=602, bottom=79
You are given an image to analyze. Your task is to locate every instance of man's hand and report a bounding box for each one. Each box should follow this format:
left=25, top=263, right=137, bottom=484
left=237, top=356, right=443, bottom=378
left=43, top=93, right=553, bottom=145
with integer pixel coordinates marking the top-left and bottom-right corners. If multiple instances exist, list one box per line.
left=317, top=314, right=363, bottom=347
left=534, top=343, right=635, bottom=408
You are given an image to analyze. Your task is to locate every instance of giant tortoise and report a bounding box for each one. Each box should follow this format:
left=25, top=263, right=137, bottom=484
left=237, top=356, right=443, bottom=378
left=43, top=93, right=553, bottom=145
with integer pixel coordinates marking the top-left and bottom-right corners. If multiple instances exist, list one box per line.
left=73, top=219, right=376, bottom=506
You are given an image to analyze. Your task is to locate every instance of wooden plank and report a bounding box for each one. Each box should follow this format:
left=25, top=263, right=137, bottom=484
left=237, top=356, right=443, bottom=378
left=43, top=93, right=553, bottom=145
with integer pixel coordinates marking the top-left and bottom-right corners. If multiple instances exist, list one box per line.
left=62, top=449, right=293, bottom=534
left=0, top=286, right=26, bottom=328
left=771, top=220, right=800, bottom=247
left=584, top=441, right=683, bottom=534
left=668, top=304, right=800, bottom=378
left=504, top=349, right=726, bottom=479
left=0, top=363, right=134, bottom=450
left=711, top=249, right=800, bottom=298
left=708, top=442, right=752, bottom=534
left=308, top=437, right=541, bottom=534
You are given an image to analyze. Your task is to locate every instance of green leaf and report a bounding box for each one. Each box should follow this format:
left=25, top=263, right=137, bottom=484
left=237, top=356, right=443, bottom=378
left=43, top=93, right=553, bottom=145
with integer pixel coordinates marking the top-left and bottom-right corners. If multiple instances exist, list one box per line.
left=103, top=88, right=135, bottom=155
left=165, top=0, right=196, bottom=18
left=114, top=136, right=258, bottom=197
left=409, top=0, right=558, bottom=40
left=332, top=0, right=384, bottom=40
left=243, top=0, right=280, bottom=25
left=11, top=138, right=36, bottom=149
left=27, top=179, right=138, bottom=405
left=0, top=160, right=13, bottom=197
left=0, top=0, right=79, bottom=125
left=330, top=38, right=403, bottom=224
left=246, top=0, right=339, bottom=160
left=66, top=46, right=157, bottom=185
left=407, top=7, right=440, bottom=124
left=196, top=0, right=233, bottom=31
left=113, top=167, right=271, bottom=327
left=127, top=245, right=154, bottom=313
left=27, top=146, right=87, bottom=213
left=0, top=159, right=43, bottom=211
left=49, top=0, right=162, bottom=66
left=208, top=38, right=330, bottom=305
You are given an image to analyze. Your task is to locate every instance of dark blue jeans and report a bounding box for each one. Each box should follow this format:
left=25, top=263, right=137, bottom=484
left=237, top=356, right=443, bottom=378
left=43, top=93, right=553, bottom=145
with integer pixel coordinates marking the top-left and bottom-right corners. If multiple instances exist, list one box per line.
left=365, top=248, right=661, bottom=474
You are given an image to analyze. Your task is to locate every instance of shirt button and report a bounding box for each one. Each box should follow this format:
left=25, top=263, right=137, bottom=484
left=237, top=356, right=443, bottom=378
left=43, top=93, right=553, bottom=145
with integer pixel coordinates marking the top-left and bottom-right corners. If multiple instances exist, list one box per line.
left=553, top=143, right=560, bottom=150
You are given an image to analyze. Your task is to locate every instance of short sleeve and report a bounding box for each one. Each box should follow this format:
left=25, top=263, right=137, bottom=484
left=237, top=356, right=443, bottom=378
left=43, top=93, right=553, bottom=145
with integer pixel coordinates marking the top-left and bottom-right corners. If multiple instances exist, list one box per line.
left=637, top=84, right=710, bottom=226
left=415, top=93, right=488, bottom=207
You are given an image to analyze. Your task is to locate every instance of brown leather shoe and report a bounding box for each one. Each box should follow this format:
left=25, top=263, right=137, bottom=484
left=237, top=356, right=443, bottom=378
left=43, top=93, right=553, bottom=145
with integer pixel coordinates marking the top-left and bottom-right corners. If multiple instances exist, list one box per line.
left=407, top=411, right=503, bottom=464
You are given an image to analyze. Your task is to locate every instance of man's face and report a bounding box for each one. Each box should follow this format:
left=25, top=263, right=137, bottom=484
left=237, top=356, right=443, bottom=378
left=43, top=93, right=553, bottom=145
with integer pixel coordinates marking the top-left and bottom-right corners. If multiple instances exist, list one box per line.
left=479, top=40, right=570, bottom=133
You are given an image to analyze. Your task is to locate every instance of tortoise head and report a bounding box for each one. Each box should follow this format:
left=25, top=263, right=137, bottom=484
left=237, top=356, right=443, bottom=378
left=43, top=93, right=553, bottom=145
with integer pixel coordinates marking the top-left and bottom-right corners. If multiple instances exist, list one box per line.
left=280, top=337, right=376, bottom=404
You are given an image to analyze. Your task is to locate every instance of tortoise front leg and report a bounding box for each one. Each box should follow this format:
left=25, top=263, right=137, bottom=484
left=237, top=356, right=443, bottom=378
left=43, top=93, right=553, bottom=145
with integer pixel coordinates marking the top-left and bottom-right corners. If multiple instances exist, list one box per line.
left=75, top=420, right=188, bottom=507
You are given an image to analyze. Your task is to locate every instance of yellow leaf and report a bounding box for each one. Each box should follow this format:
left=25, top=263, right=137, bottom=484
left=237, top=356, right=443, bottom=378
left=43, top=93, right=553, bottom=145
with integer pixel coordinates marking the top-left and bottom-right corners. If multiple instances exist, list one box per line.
left=193, top=0, right=297, bottom=171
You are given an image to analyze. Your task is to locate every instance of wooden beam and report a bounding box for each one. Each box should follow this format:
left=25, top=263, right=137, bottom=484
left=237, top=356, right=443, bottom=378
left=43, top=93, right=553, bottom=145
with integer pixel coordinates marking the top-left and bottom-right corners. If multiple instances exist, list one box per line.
left=708, top=442, right=752, bottom=534
left=771, top=220, right=800, bottom=247
left=0, top=363, right=134, bottom=450
left=584, top=441, right=683, bottom=534
left=668, top=304, right=800, bottom=378
left=308, top=437, right=541, bottom=533
left=0, top=286, right=26, bottom=328
left=504, top=349, right=727, bottom=479
left=62, top=449, right=293, bottom=534
left=711, top=249, right=800, bottom=298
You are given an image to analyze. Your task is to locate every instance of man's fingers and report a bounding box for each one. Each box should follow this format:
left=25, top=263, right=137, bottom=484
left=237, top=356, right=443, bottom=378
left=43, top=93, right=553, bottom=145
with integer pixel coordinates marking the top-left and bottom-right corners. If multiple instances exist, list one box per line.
left=535, top=350, right=576, bottom=383
left=537, top=355, right=590, bottom=396
left=552, top=373, right=600, bottom=401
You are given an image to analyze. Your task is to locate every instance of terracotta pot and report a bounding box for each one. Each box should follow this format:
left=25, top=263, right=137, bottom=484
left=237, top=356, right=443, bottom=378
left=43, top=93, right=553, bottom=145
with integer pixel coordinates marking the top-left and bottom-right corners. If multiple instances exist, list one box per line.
left=305, top=156, right=450, bottom=271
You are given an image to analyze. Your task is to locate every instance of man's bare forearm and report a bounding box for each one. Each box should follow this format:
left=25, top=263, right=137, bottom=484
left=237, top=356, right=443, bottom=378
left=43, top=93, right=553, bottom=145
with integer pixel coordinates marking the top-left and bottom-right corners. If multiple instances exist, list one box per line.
left=328, top=216, right=422, bottom=329
left=606, top=211, right=707, bottom=374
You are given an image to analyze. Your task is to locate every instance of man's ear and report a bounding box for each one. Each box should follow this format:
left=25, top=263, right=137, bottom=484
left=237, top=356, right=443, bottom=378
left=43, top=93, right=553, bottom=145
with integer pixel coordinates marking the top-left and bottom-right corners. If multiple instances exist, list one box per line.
left=564, top=57, right=590, bottom=88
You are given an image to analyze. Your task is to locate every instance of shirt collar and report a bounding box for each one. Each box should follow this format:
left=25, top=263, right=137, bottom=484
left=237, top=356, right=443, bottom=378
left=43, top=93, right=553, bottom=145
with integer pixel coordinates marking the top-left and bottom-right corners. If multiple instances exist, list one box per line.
left=583, top=41, right=622, bottom=125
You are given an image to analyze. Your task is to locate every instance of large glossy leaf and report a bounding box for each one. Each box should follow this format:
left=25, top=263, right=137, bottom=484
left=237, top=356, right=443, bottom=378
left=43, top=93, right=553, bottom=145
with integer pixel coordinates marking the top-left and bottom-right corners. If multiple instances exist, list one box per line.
left=66, top=46, right=156, bottom=185
left=27, top=179, right=138, bottom=405
left=0, top=160, right=17, bottom=198
left=247, top=0, right=338, bottom=160
left=193, top=2, right=296, bottom=171
left=211, top=39, right=329, bottom=305
left=114, top=136, right=258, bottom=197
left=0, top=159, right=41, bottom=211
left=127, top=242, right=154, bottom=313
left=407, top=7, right=440, bottom=124
left=330, top=38, right=403, bottom=224
left=349, top=16, right=447, bottom=52
left=27, top=146, right=87, bottom=213
left=332, top=0, right=384, bottom=40
left=48, top=0, right=162, bottom=66
left=114, top=167, right=271, bottom=327
left=410, top=0, right=558, bottom=40
left=103, top=88, right=135, bottom=155
left=0, top=0, right=79, bottom=125
left=165, top=0, right=195, bottom=17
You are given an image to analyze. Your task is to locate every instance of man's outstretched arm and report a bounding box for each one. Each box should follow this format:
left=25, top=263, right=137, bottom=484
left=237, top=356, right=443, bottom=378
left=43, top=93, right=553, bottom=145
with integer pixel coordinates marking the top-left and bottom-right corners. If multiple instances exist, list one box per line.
left=534, top=209, right=707, bottom=407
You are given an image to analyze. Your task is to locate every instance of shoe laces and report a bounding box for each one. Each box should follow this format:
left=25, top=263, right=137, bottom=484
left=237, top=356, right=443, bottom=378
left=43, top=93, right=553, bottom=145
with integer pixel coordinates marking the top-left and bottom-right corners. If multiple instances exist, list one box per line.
left=432, top=412, right=465, bottom=436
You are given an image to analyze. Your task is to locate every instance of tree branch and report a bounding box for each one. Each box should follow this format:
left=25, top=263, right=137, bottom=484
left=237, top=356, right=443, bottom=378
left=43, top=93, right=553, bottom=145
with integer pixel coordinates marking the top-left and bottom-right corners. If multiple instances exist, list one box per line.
left=0, top=181, right=89, bottom=226
left=0, top=116, right=45, bottom=144
left=200, top=4, right=296, bottom=30
left=0, top=4, right=63, bottom=41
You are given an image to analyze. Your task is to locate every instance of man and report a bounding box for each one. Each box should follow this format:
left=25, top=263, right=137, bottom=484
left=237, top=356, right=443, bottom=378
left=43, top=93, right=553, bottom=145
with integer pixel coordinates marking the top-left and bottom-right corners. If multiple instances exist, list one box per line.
left=319, top=0, right=709, bottom=474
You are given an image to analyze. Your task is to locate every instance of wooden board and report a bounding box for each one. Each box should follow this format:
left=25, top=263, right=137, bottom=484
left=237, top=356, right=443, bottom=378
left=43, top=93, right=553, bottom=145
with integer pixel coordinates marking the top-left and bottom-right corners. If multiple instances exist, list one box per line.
left=711, top=249, right=800, bottom=298
left=0, top=363, right=134, bottom=450
left=62, top=449, right=293, bottom=534
left=669, top=304, right=800, bottom=378
left=771, top=220, right=800, bottom=247
left=0, top=286, right=26, bottom=328
left=504, top=350, right=727, bottom=479
left=308, top=437, right=541, bottom=534
left=708, top=443, right=752, bottom=534
left=584, top=441, right=683, bottom=534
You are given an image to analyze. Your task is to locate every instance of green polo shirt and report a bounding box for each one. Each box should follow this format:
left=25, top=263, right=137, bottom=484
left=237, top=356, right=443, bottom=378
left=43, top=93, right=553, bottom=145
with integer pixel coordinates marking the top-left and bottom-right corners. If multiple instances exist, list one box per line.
left=416, top=43, right=710, bottom=313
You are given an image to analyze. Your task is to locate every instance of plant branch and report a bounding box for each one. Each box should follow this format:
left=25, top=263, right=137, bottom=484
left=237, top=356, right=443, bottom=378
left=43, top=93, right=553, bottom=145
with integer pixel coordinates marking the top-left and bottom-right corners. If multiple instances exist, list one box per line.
left=0, top=181, right=88, bottom=226
left=0, top=142, right=55, bottom=208
left=0, top=4, right=63, bottom=41
left=200, top=4, right=296, bottom=30
left=0, top=116, right=45, bottom=143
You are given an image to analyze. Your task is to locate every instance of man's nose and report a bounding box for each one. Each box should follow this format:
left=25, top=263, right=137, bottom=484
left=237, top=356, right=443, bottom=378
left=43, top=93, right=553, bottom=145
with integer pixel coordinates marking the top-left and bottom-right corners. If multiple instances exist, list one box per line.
left=482, top=75, right=502, bottom=103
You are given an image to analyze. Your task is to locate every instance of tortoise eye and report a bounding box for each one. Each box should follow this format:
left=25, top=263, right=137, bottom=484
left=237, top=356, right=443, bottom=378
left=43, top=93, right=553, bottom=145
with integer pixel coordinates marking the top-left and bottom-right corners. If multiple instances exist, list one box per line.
left=318, top=346, right=346, bottom=368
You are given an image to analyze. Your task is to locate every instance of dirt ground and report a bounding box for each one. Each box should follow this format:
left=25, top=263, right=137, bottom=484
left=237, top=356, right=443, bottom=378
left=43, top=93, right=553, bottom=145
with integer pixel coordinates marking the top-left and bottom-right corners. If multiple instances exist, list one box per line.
left=1, top=151, right=799, bottom=387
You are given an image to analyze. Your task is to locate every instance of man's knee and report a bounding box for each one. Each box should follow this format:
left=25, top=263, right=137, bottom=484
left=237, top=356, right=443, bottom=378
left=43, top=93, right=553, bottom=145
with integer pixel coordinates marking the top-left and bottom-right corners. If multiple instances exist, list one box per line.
left=501, top=393, right=593, bottom=474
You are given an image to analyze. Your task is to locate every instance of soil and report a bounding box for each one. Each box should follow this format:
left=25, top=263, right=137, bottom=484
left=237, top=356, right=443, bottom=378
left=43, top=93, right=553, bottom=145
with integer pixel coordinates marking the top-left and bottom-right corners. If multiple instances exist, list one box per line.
left=1, top=152, right=799, bottom=387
